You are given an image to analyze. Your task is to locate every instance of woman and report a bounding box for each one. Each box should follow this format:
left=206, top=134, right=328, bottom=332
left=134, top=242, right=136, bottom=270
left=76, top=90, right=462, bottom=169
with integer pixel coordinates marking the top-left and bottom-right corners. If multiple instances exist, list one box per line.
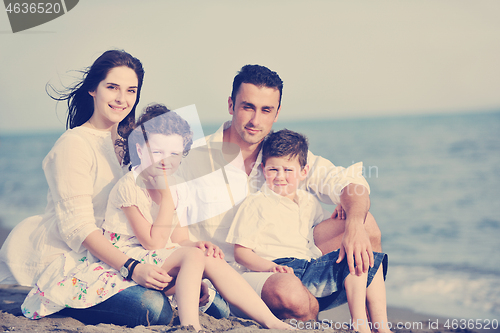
left=0, top=50, right=174, bottom=326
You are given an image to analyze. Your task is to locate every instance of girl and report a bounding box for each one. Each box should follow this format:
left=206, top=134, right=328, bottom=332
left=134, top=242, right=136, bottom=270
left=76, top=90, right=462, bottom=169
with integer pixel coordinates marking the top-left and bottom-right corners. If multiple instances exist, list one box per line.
left=0, top=50, right=174, bottom=326
left=101, top=104, right=290, bottom=331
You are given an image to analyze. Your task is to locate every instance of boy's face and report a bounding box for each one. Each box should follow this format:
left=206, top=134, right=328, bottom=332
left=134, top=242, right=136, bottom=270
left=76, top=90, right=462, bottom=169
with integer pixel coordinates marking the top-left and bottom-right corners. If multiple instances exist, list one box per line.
left=262, top=155, right=308, bottom=200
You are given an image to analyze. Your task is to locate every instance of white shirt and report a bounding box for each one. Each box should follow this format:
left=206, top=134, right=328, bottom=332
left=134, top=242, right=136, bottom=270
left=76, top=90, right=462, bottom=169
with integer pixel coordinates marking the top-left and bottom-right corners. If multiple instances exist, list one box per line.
left=0, top=126, right=125, bottom=286
left=102, top=170, right=183, bottom=238
left=226, top=184, right=328, bottom=262
left=181, top=121, right=370, bottom=262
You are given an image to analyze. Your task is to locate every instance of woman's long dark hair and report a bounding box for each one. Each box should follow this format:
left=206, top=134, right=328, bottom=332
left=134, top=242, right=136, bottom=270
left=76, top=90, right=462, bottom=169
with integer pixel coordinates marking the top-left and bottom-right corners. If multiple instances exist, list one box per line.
left=47, top=49, right=145, bottom=142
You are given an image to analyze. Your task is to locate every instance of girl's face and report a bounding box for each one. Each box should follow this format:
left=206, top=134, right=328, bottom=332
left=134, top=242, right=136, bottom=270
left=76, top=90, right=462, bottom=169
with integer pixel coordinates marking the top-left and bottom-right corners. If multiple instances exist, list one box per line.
left=88, top=66, right=139, bottom=130
left=136, top=133, right=184, bottom=178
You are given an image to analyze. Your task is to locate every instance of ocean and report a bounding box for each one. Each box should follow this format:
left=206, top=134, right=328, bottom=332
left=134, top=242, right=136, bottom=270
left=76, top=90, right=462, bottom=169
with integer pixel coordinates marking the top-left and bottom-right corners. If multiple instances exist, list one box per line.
left=1, top=111, right=499, bottom=321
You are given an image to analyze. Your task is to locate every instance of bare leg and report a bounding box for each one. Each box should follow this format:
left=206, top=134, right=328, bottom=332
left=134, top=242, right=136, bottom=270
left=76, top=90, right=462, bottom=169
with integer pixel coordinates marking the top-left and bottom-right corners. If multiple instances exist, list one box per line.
left=203, top=256, right=291, bottom=329
left=366, top=266, right=391, bottom=333
left=314, top=212, right=382, bottom=255
left=345, top=272, right=371, bottom=333
left=261, top=273, right=319, bottom=321
left=160, top=247, right=205, bottom=331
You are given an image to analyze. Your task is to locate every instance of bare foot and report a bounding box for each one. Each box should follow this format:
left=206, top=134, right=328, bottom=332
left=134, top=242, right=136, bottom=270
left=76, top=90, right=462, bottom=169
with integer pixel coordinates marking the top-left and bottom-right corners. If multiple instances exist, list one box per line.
left=265, top=319, right=294, bottom=330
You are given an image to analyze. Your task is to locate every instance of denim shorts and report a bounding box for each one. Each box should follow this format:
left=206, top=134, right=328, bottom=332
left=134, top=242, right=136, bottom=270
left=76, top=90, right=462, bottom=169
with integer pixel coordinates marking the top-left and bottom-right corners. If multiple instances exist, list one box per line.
left=273, top=250, right=388, bottom=311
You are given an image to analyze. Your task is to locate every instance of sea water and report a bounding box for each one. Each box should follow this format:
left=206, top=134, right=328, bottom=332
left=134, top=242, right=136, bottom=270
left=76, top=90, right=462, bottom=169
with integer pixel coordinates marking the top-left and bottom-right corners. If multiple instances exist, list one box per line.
left=1, top=111, right=499, bottom=320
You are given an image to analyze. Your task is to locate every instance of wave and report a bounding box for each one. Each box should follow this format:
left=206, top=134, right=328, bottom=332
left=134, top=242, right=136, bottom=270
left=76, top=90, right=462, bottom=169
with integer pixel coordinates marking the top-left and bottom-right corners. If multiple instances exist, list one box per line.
left=386, top=264, right=500, bottom=320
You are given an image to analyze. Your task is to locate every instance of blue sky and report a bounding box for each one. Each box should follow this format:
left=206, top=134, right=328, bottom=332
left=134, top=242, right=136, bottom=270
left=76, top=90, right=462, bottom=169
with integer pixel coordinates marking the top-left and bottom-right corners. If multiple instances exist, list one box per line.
left=1, top=0, right=500, bottom=133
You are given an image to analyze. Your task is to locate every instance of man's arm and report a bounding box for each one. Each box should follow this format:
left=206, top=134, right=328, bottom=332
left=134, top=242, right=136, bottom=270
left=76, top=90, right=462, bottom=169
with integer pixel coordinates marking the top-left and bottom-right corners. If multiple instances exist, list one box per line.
left=304, top=152, right=375, bottom=276
left=234, top=244, right=293, bottom=274
left=336, top=183, right=374, bottom=276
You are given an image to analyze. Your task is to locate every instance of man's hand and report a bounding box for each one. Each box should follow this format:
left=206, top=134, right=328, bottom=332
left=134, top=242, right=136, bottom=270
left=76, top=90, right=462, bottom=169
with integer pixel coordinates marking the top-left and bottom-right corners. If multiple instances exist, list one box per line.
left=270, top=265, right=294, bottom=274
left=195, top=241, right=225, bottom=259
left=336, top=183, right=373, bottom=275
left=336, top=220, right=374, bottom=275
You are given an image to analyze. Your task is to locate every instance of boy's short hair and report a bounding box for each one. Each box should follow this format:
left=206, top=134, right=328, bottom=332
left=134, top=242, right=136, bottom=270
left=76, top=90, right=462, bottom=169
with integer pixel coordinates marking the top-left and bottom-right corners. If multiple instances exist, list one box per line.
left=262, top=129, right=308, bottom=169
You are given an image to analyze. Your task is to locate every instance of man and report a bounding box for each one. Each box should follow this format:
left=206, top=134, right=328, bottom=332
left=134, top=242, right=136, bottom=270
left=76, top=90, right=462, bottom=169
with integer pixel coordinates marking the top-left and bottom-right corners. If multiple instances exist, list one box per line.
left=183, top=65, right=382, bottom=320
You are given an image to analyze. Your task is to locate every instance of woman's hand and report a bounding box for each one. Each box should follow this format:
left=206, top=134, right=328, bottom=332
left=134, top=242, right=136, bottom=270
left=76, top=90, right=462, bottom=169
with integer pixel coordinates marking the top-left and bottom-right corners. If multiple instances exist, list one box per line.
left=195, top=241, right=225, bottom=259
left=131, top=262, right=174, bottom=290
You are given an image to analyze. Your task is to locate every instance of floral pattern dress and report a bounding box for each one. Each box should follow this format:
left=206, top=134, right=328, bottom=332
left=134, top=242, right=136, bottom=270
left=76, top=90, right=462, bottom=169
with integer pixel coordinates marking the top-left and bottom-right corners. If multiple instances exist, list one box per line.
left=22, top=171, right=183, bottom=319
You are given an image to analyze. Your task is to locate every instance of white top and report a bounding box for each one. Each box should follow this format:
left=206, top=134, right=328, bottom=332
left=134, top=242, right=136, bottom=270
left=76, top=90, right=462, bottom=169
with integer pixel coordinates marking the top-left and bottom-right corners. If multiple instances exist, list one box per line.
left=181, top=121, right=370, bottom=262
left=0, top=126, right=125, bottom=286
left=102, top=170, right=182, bottom=240
left=226, top=184, right=328, bottom=262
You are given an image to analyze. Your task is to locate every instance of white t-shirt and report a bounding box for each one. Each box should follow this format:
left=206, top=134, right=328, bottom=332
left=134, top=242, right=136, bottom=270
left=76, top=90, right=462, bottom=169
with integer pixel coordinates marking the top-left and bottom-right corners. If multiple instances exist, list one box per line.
left=226, top=184, right=328, bottom=262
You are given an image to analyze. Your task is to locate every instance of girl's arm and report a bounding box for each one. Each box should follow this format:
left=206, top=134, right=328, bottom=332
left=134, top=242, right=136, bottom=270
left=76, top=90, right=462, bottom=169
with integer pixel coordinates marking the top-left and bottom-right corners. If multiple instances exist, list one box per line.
left=171, top=224, right=224, bottom=259
left=234, top=244, right=293, bottom=274
left=82, top=230, right=173, bottom=289
left=168, top=184, right=221, bottom=256
left=122, top=185, right=176, bottom=250
left=170, top=223, right=190, bottom=244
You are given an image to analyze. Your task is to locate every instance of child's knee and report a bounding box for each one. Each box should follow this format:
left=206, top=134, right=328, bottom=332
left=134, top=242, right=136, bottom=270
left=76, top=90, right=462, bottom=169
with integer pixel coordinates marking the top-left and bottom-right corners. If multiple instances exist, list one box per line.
left=178, top=246, right=206, bottom=264
left=187, top=246, right=206, bottom=258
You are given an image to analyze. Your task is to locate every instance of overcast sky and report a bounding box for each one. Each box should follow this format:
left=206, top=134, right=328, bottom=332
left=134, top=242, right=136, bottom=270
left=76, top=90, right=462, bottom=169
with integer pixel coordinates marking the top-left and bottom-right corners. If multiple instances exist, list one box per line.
left=1, top=0, right=500, bottom=133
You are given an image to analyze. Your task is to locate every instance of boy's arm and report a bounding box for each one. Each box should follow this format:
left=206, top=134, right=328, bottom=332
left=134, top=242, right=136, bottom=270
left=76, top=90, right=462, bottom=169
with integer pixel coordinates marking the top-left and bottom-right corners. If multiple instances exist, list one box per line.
left=234, top=244, right=293, bottom=274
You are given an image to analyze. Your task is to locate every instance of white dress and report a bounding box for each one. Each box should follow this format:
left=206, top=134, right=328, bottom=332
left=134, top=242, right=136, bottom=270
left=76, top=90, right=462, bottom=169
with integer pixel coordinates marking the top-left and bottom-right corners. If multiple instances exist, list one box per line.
left=0, top=126, right=125, bottom=286
left=21, top=171, right=182, bottom=319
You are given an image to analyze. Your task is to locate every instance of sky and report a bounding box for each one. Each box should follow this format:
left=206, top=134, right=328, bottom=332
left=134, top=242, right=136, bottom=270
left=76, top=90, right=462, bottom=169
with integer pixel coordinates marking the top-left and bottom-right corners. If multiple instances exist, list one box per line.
left=1, top=0, right=500, bottom=133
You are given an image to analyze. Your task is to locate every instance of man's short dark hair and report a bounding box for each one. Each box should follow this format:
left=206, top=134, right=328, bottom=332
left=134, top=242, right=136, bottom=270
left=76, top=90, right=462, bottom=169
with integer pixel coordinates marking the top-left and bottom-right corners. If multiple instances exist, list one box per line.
left=231, top=64, right=283, bottom=108
left=262, top=129, right=308, bottom=169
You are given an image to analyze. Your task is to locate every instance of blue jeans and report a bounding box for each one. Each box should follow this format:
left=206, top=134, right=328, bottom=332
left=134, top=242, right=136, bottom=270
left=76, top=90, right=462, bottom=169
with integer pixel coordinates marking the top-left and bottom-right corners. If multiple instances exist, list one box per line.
left=60, top=285, right=173, bottom=327
left=203, top=290, right=230, bottom=319
left=273, top=250, right=388, bottom=311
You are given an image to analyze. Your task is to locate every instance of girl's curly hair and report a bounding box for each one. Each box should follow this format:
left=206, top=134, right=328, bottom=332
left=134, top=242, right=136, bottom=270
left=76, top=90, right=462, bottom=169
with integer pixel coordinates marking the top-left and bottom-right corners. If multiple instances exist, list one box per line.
left=121, top=103, right=193, bottom=167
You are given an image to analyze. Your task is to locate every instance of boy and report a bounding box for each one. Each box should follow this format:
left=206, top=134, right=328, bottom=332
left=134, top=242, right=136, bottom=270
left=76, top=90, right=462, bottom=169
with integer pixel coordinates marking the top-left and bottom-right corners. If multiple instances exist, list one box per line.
left=226, top=129, right=390, bottom=333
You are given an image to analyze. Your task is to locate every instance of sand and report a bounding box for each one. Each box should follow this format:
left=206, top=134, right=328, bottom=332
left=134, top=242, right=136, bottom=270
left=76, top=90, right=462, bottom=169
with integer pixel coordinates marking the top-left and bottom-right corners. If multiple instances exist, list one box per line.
left=1, top=283, right=487, bottom=333
left=0, top=228, right=490, bottom=333
left=0, top=284, right=276, bottom=332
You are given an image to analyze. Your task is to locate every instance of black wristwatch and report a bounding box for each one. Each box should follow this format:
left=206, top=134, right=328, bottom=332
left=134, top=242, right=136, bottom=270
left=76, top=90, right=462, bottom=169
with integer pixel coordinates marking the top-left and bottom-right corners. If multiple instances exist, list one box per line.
left=120, top=258, right=139, bottom=280
left=127, top=260, right=140, bottom=280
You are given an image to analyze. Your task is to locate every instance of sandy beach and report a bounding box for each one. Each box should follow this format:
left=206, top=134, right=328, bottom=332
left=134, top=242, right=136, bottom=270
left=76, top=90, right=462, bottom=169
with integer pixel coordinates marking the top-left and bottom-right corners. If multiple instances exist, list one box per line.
left=0, top=228, right=494, bottom=333
left=1, top=282, right=488, bottom=333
